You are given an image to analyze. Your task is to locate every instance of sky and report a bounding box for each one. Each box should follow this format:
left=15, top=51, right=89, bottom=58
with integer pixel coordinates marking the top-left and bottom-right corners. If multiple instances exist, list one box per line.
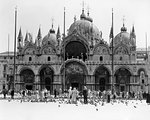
left=0, top=0, right=150, bottom=52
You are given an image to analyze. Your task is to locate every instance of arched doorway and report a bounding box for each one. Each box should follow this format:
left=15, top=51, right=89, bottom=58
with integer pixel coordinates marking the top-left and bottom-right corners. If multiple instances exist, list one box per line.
left=115, top=68, right=131, bottom=92
left=65, top=41, right=88, bottom=61
left=39, top=67, right=54, bottom=92
left=20, top=69, right=35, bottom=90
left=138, top=68, right=147, bottom=92
left=63, top=62, right=87, bottom=91
left=95, top=66, right=110, bottom=91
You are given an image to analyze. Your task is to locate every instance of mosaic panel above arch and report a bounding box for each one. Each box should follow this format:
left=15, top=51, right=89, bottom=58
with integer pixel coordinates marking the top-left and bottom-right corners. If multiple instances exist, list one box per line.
left=114, top=46, right=129, bottom=55
left=24, top=47, right=36, bottom=55
left=94, top=46, right=109, bottom=55
left=42, top=46, right=56, bottom=54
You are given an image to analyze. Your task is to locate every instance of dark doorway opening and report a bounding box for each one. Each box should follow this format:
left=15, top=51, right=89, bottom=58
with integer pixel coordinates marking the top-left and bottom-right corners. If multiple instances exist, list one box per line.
left=120, top=85, right=125, bottom=92
left=45, top=77, right=51, bottom=90
left=71, top=82, right=79, bottom=90
left=99, top=78, right=105, bottom=92
left=26, top=85, right=33, bottom=90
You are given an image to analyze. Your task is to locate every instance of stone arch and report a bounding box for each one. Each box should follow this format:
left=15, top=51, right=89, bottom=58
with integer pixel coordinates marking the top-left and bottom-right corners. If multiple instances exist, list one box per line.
left=38, top=65, right=54, bottom=92
left=22, top=46, right=37, bottom=55
left=137, top=68, right=147, bottom=76
left=93, top=44, right=110, bottom=55
left=114, top=44, right=130, bottom=55
left=60, top=60, right=88, bottom=91
left=20, top=68, right=35, bottom=90
left=114, top=67, right=132, bottom=92
left=114, top=65, right=133, bottom=76
left=61, top=34, right=90, bottom=61
left=38, top=65, right=55, bottom=75
left=94, top=65, right=111, bottom=91
left=40, top=44, right=56, bottom=55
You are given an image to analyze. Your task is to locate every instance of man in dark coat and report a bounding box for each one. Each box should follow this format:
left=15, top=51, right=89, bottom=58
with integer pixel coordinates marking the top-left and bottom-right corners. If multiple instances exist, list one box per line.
left=54, top=89, right=57, bottom=98
left=11, top=89, right=14, bottom=99
left=146, top=91, right=150, bottom=105
left=2, top=88, right=7, bottom=99
left=83, top=86, right=88, bottom=104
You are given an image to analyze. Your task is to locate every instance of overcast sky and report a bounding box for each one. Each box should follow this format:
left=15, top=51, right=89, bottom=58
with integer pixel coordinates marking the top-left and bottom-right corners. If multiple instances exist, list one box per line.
left=0, top=0, right=150, bottom=52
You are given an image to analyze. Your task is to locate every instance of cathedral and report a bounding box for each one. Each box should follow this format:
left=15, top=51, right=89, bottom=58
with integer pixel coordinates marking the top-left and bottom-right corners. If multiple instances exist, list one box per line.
left=9, top=8, right=150, bottom=94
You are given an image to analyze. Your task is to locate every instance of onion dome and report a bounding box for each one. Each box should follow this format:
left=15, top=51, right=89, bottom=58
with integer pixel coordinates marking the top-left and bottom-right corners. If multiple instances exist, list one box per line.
left=68, top=9, right=101, bottom=44
left=121, top=23, right=127, bottom=32
left=113, top=24, right=135, bottom=47
left=86, top=11, right=93, bottom=22
left=42, top=24, right=57, bottom=46
left=80, top=9, right=86, bottom=20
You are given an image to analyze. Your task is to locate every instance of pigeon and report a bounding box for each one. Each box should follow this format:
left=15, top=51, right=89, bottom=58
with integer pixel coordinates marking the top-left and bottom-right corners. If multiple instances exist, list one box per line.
left=134, top=106, right=137, bottom=108
left=96, top=108, right=98, bottom=111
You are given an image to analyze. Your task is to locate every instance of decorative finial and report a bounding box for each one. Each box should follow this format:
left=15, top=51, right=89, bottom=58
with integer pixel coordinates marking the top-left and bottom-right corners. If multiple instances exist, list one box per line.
left=51, top=18, right=54, bottom=28
left=82, top=1, right=85, bottom=11
left=123, top=16, right=125, bottom=27
left=87, top=5, right=90, bottom=16
left=121, top=16, right=127, bottom=32
left=74, top=15, right=76, bottom=22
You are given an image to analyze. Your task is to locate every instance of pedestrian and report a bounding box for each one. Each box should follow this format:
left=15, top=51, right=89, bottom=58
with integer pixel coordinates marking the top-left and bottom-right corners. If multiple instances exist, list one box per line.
left=10, top=89, right=14, bottom=99
left=68, top=86, right=72, bottom=100
left=54, top=89, right=57, bottom=98
left=107, top=90, right=111, bottom=103
left=71, top=87, right=78, bottom=104
left=2, top=88, right=7, bottom=99
left=83, top=86, right=88, bottom=104
left=146, top=91, right=150, bottom=104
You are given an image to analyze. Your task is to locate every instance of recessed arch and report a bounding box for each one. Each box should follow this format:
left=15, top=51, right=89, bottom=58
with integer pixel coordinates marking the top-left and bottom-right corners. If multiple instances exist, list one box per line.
left=39, top=66, right=54, bottom=92
left=61, top=60, right=88, bottom=91
left=94, top=65, right=111, bottom=91
left=20, top=68, right=35, bottom=90
left=137, top=68, right=147, bottom=75
left=64, top=41, right=88, bottom=61
left=114, top=67, right=132, bottom=92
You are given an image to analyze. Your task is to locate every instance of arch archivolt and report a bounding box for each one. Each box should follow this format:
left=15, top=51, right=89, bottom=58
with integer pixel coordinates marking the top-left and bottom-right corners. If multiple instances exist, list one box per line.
left=114, top=65, right=133, bottom=75
left=114, top=44, right=130, bottom=55
left=40, top=45, right=56, bottom=55
left=93, top=44, right=110, bottom=55
left=18, top=66, right=35, bottom=75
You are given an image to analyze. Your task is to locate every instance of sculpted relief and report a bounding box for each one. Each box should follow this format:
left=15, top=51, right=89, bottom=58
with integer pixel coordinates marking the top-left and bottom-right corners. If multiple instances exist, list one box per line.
left=24, top=48, right=36, bottom=55
left=115, top=46, right=128, bottom=55
left=95, top=46, right=108, bottom=54
left=42, top=46, right=56, bottom=54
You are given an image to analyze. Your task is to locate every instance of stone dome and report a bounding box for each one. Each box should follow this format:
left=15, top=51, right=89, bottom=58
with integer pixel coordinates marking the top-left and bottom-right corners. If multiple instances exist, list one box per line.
left=68, top=19, right=101, bottom=42
left=113, top=25, right=135, bottom=47
left=42, top=28, right=57, bottom=46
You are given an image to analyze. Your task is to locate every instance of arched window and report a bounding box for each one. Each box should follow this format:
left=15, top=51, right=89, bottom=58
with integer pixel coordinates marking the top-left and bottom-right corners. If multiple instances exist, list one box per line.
left=120, top=56, right=122, bottom=61
left=100, top=56, right=103, bottom=61
left=29, top=57, right=32, bottom=61
left=47, top=56, right=51, bottom=61
left=142, top=79, right=144, bottom=84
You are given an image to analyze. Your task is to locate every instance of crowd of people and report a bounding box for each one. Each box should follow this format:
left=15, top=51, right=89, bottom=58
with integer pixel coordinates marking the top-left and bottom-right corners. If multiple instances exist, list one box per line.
left=1, top=86, right=150, bottom=105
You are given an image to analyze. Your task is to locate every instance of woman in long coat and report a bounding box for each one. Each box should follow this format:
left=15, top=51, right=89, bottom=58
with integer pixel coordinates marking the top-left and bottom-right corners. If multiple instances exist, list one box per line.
left=71, top=88, right=78, bottom=104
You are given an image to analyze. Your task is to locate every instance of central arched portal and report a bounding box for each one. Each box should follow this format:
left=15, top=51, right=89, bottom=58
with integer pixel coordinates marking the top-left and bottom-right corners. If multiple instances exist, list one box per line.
left=65, top=41, right=88, bottom=61
left=63, top=62, right=87, bottom=91
left=39, top=67, right=54, bottom=92
left=95, top=66, right=110, bottom=91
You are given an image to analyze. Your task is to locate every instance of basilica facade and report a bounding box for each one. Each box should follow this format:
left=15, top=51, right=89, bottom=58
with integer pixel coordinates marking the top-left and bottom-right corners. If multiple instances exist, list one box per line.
left=11, top=9, right=150, bottom=93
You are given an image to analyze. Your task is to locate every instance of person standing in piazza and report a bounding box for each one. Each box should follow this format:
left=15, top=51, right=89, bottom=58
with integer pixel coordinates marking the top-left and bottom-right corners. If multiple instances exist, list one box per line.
left=68, top=86, right=72, bottom=103
left=10, top=89, right=14, bottom=99
left=83, top=86, right=88, bottom=104
left=2, top=88, right=7, bottom=99
left=71, top=87, right=78, bottom=104
left=54, top=88, right=57, bottom=98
